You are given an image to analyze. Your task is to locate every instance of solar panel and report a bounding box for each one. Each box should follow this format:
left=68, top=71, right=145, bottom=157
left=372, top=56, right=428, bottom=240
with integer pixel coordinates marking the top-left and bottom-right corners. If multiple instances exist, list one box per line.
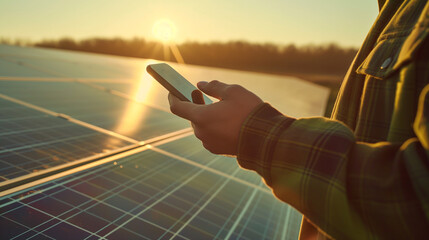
left=2, top=55, right=133, bottom=79
left=0, top=44, right=144, bottom=80
left=0, top=98, right=132, bottom=182
left=0, top=58, right=55, bottom=78
left=0, top=80, right=189, bottom=141
left=0, top=146, right=301, bottom=239
left=0, top=44, right=330, bottom=239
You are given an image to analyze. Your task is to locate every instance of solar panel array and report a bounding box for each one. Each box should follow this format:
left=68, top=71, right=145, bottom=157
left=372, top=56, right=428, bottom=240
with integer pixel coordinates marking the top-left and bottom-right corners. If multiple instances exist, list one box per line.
left=0, top=44, right=329, bottom=239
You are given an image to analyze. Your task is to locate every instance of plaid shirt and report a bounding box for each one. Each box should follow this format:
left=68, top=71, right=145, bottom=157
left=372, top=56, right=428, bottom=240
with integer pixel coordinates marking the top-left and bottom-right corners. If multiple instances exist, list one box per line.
left=237, top=0, right=429, bottom=239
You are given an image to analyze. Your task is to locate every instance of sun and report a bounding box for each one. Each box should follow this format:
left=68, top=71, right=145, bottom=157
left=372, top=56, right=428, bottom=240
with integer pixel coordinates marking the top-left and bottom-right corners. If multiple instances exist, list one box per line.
left=152, top=19, right=177, bottom=43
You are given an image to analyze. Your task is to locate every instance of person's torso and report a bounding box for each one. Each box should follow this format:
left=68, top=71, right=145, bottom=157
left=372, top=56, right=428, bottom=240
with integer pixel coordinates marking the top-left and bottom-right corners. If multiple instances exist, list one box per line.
left=332, top=0, right=429, bottom=144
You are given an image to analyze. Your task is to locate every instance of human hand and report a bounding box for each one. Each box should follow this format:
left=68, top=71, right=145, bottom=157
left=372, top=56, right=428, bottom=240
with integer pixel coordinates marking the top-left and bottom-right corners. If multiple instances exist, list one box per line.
left=168, top=80, right=263, bottom=155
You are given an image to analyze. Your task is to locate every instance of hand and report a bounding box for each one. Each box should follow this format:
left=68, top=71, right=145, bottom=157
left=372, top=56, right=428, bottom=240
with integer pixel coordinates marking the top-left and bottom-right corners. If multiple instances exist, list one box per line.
left=168, top=80, right=263, bottom=155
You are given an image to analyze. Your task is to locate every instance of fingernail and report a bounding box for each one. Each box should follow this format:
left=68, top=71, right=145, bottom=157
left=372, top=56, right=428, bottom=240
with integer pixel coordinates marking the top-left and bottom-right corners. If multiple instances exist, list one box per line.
left=197, top=81, right=208, bottom=88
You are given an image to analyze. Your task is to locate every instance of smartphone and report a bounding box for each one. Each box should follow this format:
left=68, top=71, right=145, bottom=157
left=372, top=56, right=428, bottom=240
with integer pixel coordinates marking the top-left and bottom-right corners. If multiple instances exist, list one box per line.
left=147, top=63, right=212, bottom=104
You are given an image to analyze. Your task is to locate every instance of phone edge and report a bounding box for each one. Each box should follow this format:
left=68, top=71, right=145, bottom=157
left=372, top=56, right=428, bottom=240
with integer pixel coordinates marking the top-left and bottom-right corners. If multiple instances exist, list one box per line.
left=146, top=64, right=191, bottom=102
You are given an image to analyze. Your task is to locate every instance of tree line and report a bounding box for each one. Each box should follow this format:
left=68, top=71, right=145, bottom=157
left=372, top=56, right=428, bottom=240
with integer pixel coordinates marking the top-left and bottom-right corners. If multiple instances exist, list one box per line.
left=24, top=37, right=357, bottom=77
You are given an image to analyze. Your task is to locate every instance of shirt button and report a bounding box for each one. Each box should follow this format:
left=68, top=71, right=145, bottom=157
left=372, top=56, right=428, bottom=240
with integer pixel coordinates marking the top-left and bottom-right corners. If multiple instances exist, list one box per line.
left=380, top=58, right=392, bottom=69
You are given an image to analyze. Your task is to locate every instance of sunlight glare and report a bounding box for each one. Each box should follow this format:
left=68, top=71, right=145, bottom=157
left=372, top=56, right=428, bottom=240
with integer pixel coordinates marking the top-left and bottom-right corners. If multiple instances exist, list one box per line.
left=152, top=19, right=177, bottom=43
left=113, top=67, right=156, bottom=136
left=134, top=72, right=155, bottom=103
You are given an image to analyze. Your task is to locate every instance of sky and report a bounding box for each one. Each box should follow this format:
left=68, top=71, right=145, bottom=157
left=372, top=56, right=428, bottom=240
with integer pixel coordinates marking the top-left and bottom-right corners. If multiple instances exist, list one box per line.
left=0, top=0, right=379, bottom=47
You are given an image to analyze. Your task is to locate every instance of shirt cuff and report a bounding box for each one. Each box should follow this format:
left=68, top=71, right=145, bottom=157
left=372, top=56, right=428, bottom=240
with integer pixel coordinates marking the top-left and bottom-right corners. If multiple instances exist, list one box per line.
left=237, top=103, right=295, bottom=186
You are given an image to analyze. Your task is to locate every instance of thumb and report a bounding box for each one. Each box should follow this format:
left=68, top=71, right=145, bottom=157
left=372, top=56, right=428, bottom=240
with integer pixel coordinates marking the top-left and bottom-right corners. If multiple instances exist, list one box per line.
left=197, top=80, right=229, bottom=100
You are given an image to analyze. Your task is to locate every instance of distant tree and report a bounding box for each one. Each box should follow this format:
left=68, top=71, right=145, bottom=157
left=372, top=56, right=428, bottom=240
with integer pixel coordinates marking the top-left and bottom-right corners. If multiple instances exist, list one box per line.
left=32, top=37, right=357, bottom=77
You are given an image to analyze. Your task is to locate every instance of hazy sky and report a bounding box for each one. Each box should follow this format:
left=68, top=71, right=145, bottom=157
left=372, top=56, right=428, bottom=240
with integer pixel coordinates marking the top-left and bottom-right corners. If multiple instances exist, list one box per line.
left=0, top=0, right=379, bottom=47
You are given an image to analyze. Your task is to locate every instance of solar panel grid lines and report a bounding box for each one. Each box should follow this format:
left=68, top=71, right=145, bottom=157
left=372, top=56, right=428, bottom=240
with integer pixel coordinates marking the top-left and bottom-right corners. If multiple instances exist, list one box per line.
left=0, top=143, right=142, bottom=196
left=99, top=152, right=233, bottom=239
left=181, top=183, right=295, bottom=240
left=223, top=183, right=260, bottom=240
left=0, top=140, right=161, bottom=198
left=0, top=124, right=192, bottom=190
left=281, top=206, right=294, bottom=240
left=0, top=92, right=141, bottom=144
left=150, top=146, right=270, bottom=194
left=155, top=167, right=243, bottom=239
left=1, top=129, right=108, bottom=154
left=239, top=193, right=286, bottom=239
left=265, top=201, right=288, bottom=239
left=22, top=153, right=196, bottom=239
left=0, top=148, right=300, bottom=239
left=0, top=150, right=187, bottom=238
left=1, top=129, right=201, bottom=198
left=7, top=151, right=183, bottom=237
left=0, top=98, right=136, bottom=185
left=0, top=124, right=192, bottom=197
left=152, top=135, right=269, bottom=188
left=0, top=152, right=300, bottom=238
left=168, top=184, right=253, bottom=239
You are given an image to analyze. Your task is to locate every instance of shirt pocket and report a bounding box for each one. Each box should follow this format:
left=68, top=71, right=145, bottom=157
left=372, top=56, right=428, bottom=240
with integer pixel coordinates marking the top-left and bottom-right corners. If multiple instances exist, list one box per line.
left=356, top=26, right=429, bottom=80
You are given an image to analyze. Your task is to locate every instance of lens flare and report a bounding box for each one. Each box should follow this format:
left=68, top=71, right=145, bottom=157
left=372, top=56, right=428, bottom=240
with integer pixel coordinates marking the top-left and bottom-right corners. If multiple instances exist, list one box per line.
left=152, top=19, right=177, bottom=43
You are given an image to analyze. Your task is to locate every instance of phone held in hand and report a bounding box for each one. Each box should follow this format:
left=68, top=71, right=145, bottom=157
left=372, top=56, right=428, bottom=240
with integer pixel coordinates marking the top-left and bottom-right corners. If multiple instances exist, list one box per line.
left=146, top=63, right=212, bottom=104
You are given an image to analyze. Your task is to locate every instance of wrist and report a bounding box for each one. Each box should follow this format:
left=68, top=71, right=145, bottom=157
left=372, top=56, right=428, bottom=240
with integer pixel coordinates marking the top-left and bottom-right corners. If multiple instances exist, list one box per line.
left=237, top=103, right=295, bottom=185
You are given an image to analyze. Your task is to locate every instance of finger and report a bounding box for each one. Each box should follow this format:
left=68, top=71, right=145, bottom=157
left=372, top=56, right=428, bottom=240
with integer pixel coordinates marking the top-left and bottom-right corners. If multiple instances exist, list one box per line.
left=197, top=80, right=229, bottom=100
left=168, top=93, right=201, bottom=121
left=191, top=89, right=205, bottom=105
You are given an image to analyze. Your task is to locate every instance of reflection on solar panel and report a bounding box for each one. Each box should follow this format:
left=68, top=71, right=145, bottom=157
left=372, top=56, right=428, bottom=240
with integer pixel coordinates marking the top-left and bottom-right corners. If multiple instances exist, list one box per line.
left=0, top=98, right=132, bottom=182
left=0, top=44, right=329, bottom=239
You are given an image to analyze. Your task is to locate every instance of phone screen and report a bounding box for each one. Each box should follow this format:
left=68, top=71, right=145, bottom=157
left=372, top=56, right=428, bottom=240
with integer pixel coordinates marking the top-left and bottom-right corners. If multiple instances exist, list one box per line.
left=147, top=63, right=212, bottom=104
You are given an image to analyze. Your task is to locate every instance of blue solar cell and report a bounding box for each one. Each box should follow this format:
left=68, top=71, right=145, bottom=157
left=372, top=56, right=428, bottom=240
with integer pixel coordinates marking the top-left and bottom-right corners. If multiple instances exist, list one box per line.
left=0, top=98, right=132, bottom=181
left=0, top=81, right=189, bottom=141
left=0, top=148, right=301, bottom=239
